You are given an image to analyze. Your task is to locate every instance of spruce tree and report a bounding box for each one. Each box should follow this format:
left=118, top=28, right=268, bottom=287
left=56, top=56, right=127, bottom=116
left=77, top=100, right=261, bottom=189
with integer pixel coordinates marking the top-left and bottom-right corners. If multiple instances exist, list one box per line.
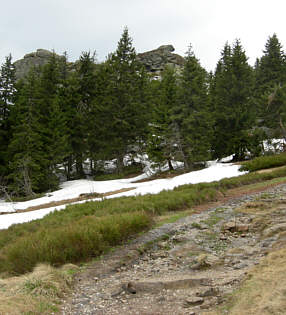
left=8, top=69, right=45, bottom=195
left=36, top=53, right=68, bottom=191
left=76, top=51, right=97, bottom=176
left=212, top=40, right=255, bottom=160
left=95, top=27, right=150, bottom=173
left=173, top=45, right=212, bottom=169
left=254, top=34, right=286, bottom=139
left=147, top=66, right=179, bottom=170
left=0, top=54, right=16, bottom=179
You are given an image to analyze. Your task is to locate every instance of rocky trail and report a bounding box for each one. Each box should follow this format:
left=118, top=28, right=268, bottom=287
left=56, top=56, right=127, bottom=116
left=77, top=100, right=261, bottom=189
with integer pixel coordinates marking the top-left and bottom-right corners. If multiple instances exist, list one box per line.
left=61, top=183, right=286, bottom=314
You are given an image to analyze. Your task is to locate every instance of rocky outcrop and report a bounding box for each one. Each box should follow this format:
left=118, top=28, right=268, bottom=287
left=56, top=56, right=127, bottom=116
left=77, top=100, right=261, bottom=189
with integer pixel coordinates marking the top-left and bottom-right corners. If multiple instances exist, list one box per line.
left=14, top=45, right=185, bottom=80
left=14, top=49, right=64, bottom=80
left=137, top=45, right=185, bottom=74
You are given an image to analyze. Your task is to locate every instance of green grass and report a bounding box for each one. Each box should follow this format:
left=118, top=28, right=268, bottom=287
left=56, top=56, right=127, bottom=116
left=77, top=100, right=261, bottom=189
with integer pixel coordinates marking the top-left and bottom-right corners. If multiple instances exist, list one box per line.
left=241, top=152, right=286, bottom=172
left=1, top=164, right=286, bottom=275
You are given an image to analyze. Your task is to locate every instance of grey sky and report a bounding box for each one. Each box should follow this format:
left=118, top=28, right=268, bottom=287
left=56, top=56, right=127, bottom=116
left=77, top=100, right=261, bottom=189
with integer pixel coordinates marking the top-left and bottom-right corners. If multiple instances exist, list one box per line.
left=1, top=0, right=286, bottom=71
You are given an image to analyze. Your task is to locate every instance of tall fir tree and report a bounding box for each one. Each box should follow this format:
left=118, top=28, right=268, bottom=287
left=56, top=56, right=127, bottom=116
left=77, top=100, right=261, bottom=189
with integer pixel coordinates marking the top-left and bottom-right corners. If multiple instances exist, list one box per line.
left=76, top=51, right=97, bottom=176
left=173, top=45, right=212, bottom=169
left=8, top=69, right=45, bottom=195
left=95, top=27, right=150, bottom=173
left=211, top=40, right=255, bottom=160
left=147, top=66, right=179, bottom=170
left=0, top=54, right=16, bottom=180
left=254, top=34, right=286, bottom=141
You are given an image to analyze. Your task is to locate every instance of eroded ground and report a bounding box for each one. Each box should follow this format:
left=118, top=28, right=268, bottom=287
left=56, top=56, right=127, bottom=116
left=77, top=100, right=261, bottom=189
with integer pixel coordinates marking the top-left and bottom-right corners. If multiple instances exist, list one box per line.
left=61, top=184, right=286, bottom=315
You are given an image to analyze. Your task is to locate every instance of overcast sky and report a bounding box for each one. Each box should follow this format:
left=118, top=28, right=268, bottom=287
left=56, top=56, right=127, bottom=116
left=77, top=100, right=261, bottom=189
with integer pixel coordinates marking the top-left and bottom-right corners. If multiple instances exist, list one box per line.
left=1, top=0, right=286, bottom=71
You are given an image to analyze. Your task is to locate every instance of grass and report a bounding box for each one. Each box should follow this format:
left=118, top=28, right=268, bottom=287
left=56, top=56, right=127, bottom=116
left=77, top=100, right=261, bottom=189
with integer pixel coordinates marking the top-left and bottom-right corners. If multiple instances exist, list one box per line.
left=241, top=152, right=286, bottom=172
left=0, top=263, right=78, bottom=315
left=154, top=210, right=193, bottom=227
left=1, top=164, right=286, bottom=275
left=202, top=212, right=223, bottom=227
left=210, top=247, right=286, bottom=315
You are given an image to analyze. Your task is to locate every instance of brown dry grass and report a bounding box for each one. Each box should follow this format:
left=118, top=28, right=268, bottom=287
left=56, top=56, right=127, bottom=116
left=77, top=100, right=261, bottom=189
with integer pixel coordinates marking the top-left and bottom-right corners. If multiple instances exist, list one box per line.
left=226, top=247, right=286, bottom=314
left=256, top=165, right=286, bottom=174
left=0, top=263, right=78, bottom=314
left=203, top=246, right=286, bottom=315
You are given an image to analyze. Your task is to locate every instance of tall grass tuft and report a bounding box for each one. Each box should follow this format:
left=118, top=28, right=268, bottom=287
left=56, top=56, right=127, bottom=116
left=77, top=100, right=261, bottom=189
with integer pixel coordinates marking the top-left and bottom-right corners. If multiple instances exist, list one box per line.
left=0, top=212, right=151, bottom=275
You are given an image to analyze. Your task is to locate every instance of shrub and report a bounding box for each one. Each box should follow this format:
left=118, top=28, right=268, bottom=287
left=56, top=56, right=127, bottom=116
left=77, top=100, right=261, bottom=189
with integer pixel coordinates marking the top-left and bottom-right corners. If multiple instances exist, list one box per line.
left=241, top=153, right=286, bottom=172
left=0, top=212, right=151, bottom=275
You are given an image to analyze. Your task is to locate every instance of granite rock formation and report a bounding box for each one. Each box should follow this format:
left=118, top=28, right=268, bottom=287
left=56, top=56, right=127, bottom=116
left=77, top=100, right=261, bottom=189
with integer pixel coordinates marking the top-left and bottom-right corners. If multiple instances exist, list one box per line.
left=14, top=49, right=64, bottom=80
left=137, top=45, right=185, bottom=75
left=14, top=45, right=185, bottom=80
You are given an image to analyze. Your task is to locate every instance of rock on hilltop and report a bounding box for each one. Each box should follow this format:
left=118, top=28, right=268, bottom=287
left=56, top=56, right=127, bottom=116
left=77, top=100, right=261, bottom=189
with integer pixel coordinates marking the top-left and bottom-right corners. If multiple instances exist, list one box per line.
left=137, top=44, right=185, bottom=74
left=13, top=45, right=185, bottom=80
left=14, top=49, right=65, bottom=80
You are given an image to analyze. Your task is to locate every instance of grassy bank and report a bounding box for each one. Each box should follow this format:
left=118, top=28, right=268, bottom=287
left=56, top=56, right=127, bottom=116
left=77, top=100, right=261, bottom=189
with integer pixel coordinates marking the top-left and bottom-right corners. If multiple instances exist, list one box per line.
left=1, top=165, right=286, bottom=275
left=241, top=152, right=286, bottom=172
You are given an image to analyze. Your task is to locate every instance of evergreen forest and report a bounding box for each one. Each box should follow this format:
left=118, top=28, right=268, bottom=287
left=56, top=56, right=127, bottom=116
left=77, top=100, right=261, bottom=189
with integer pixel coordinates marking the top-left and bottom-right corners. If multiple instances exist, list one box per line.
left=1, top=28, right=286, bottom=197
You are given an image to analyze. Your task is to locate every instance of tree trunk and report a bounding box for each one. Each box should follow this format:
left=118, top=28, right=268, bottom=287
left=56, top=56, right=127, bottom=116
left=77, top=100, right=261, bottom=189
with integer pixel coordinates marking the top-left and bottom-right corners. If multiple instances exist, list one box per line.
left=76, top=154, right=85, bottom=178
left=116, top=154, right=124, bottom=174
left=167, top=158, right=174, bottom=171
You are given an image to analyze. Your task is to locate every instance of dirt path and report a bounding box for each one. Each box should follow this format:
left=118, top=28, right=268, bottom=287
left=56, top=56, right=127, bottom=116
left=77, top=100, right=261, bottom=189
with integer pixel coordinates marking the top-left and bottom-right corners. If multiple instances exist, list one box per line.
left=61, top=183, right=286, bottom=314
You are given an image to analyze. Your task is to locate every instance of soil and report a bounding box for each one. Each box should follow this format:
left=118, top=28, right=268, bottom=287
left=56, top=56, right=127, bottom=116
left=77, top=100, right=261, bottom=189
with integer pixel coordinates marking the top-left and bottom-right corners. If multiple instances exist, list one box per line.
left=60, top=180, right=286, bottom=315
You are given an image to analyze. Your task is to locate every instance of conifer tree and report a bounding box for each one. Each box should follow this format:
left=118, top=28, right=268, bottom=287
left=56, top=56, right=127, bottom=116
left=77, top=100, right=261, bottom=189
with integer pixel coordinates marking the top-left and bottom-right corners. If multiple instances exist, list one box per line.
left=8, top=70, right=45, bottom=195
left=0, top=54, right=16, bottom=179
left=173, top=45, right=212, bottom=169
left=147, top=66, right=179, bottom=170
left=76, top=51, right=97, bottom=176
left=36, top=54, right=68, bottom=190
left=212, top=40, right=255, bottom=160
left=96, top=27, right=150, bottom=173
left=254, top=34, right=286, bottom=138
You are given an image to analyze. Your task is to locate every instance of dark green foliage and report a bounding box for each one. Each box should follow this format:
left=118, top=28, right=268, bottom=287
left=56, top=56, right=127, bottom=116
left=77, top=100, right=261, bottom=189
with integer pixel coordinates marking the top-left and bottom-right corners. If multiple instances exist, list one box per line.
left=7, top=54, right=69, bottom=195
left=211, top=40, right=255, bottom=160
left=0, top=54, right=16, bottom=178
left=254, top=34, right=286, bottom=131
left=174, top=45, right=213, bottom=168
left=94, top=27, right=150, bottom=173
left=74, top=51, right=97, bottom=177
left=147, top=66, right=179, bottom=169
left=8, top=70, right=45, bottom=195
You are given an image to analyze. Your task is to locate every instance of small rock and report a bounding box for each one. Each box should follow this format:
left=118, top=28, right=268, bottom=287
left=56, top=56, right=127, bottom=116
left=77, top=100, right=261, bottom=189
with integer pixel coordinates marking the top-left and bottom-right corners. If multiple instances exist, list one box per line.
left=196, top=287, right=219, bottom=297
left=236, top=224, right=250, bottom=232
left=126, top=282, right=137, bottom=294
left=183, top=297, right=204, bottom=307
left=233, top=262, right=248, bottom=270
left=156, top=296, right=166, bottom=302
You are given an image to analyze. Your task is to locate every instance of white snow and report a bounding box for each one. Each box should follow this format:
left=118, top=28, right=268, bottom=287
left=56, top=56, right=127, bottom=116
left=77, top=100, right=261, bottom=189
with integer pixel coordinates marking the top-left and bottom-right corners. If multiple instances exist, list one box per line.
left=0, top=161, right=245, bottom=230
left=263, top=138, right=286, bottom=153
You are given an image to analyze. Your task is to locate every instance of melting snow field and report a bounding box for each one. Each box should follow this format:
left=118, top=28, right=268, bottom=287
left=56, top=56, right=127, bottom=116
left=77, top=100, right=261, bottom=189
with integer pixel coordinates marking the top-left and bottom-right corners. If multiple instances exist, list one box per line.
left=0, top=161, right=245, bottom=230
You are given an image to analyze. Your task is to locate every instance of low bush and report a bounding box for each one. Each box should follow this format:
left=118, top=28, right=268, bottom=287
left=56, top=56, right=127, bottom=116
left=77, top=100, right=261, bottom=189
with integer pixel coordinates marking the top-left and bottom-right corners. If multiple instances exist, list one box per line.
left=241, top=153, right=286, bottom=172
left=0, top=212, right=151, bottom=275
